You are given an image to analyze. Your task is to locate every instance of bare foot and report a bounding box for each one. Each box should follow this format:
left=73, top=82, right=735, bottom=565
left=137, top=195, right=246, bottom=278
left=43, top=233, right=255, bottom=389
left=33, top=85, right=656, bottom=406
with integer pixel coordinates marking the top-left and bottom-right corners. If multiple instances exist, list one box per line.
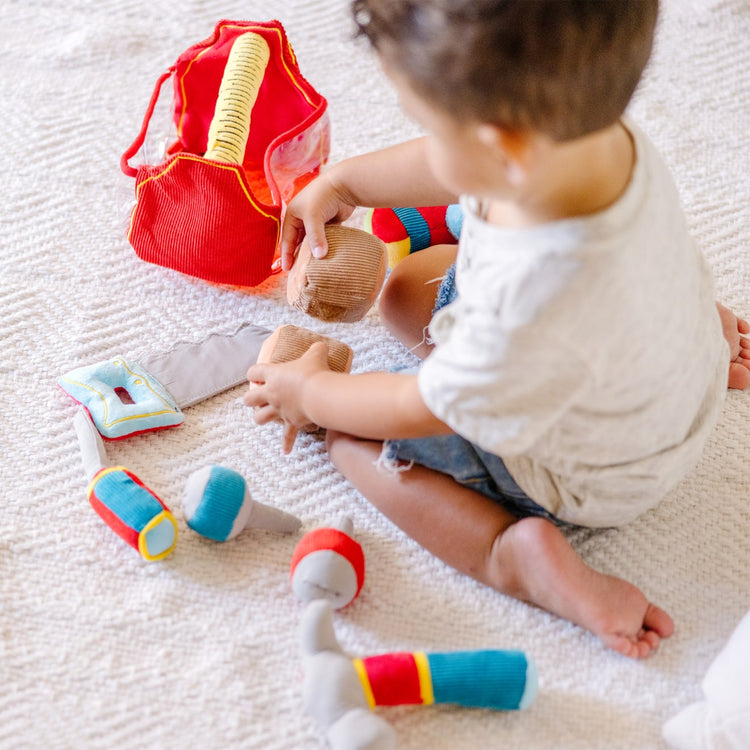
left=716, top=302, right=750, bottom=390
left=491, top=517, right=674, bottom=659
left=327, top=431, right=673, bottom=659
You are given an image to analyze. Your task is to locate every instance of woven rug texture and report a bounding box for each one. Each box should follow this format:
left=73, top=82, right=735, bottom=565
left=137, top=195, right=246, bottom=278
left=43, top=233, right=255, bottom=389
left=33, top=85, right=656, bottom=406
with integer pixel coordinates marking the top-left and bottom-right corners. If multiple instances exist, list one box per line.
left=1, top=1, right=749, bottom=748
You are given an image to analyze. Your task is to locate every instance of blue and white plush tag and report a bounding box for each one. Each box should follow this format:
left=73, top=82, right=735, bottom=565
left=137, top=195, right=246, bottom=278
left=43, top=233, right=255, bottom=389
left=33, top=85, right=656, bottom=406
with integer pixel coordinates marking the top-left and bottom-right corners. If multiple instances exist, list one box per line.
left=59, top=322, right=270, bottom=439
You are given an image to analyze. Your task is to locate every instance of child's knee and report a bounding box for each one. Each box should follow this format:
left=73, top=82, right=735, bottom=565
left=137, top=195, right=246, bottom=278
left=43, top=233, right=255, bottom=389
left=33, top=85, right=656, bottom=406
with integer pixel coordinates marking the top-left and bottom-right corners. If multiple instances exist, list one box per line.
left=326, top=430, right=371, bottom=472
left=325, top=428, right=347, bottom=463
left=377, top=262, right=411, bottom=330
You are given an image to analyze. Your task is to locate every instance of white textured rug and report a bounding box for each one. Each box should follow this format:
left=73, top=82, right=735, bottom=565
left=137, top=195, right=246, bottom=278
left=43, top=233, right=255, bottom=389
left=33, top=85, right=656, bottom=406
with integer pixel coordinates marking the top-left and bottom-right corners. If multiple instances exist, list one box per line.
left=2, top=1, right=749, bottom=748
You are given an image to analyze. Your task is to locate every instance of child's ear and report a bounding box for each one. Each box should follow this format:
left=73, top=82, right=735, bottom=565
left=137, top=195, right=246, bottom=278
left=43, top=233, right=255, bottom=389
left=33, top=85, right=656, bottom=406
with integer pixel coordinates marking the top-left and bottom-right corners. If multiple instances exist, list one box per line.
left=476, top=124, right=531, bottom=185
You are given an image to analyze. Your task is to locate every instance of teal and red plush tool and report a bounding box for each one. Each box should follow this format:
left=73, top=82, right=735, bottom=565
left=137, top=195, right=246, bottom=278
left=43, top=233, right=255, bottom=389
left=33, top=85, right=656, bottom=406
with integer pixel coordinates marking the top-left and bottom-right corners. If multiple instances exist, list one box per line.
left=300, top=600, right=537, bottom=750
left=364, top=204, right=463, bottom=269
left=351, top=649, right=534, bottom=711
left=74, top=407, right=178, bottom=561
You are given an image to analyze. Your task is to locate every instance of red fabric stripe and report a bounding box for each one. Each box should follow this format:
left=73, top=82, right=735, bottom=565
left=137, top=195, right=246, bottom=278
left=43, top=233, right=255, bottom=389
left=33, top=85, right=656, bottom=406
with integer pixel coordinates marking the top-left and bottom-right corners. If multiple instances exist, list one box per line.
left=419, top=205, right=457, bottom=246
left=89, top=491, right=140, bottom=551
left=362, top=653, right=423, bottom=706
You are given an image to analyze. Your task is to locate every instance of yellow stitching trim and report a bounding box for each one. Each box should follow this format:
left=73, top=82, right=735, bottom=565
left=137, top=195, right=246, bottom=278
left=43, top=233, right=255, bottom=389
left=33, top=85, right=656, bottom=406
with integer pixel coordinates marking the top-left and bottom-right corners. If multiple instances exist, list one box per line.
left=131, top=154, right=280, bottom=225
left=413, top=652, right=435, bottom=705
left=352, top=659, right=376, bottom=710
left=59, top=359, right=179, bottom=428
left=87, top=466, right=126, bottom=499
left=138, top=510, right=178, bottom=561
left=176, top=22, right=316, bottom=141
left=176, top=43, right=217, bottom=135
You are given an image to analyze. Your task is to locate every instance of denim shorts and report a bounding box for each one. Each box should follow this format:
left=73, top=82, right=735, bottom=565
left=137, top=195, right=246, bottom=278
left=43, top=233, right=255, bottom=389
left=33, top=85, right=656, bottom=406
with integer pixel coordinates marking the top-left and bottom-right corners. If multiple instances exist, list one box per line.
left=383, top=264, right=561, bottom=524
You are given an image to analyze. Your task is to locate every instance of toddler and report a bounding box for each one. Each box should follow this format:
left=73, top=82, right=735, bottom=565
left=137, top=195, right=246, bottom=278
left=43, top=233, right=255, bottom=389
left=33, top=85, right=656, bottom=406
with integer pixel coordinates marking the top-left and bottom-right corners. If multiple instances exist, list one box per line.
left=245, top=0, right=750, bottom=658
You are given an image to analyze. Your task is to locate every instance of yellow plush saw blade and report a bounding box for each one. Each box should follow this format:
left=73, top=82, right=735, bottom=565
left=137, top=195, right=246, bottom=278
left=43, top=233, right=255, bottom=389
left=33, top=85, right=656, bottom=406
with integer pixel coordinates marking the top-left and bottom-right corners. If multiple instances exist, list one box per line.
left=204, top=32, right=271, bottom=164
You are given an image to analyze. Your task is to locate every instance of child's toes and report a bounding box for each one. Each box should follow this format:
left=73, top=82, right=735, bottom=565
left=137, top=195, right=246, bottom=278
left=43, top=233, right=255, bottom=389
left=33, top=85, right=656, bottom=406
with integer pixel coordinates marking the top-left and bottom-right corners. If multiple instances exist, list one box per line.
left=728, top=361, right=750, bottom=390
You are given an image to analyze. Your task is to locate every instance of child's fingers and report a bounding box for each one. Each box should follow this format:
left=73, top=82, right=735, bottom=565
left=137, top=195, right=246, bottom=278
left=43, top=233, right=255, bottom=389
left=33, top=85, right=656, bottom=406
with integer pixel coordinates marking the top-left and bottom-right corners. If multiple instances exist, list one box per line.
left=299, top=218, right=329, bottom=261
left=280, top=221, right=304, bottom=272
left=246, top=361, right=268, bottom=384
left=252, top=404, right=279, bottom=425
left=282, top=423, right=299, bottom=454
left=280, top=216, right=331, bottom=270
left=243, top=380, right=265, bottom=407
left=301, top=340, right=331, bottom=366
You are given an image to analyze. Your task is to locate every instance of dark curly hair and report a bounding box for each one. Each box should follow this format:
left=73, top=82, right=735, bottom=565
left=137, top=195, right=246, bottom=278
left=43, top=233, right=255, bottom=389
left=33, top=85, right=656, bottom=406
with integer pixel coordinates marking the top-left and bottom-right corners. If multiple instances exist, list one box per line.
left=352, top=0, right=658, bottom=141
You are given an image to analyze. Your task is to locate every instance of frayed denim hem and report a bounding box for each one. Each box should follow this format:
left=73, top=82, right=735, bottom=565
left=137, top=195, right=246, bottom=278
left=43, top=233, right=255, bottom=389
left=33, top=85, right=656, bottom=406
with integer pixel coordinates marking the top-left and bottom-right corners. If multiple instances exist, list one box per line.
left=375, top=440, right=414, bottom=476
left=432, top=262, right=458, bottom=315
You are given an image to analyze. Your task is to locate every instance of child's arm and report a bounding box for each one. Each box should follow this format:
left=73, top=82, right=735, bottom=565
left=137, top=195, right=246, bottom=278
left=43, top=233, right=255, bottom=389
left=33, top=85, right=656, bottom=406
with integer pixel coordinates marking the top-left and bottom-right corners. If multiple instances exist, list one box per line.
left=281, top=136, right=458, bottom=270
left=244, top=343, right=451, bottom=453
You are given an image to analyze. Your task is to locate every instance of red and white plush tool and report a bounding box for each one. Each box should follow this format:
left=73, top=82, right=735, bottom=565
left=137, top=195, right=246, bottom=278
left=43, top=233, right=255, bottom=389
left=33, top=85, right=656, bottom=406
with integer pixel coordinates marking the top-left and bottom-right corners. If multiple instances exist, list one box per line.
left=290, top=517, right=365, bottom=610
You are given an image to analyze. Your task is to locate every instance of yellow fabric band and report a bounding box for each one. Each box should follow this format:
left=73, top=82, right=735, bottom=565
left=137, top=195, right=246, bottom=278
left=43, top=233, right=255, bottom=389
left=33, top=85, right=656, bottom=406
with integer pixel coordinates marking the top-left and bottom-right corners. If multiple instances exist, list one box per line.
left=413, top=651, right=435, bottom=705
left=352, top=658, right=377, bottom=710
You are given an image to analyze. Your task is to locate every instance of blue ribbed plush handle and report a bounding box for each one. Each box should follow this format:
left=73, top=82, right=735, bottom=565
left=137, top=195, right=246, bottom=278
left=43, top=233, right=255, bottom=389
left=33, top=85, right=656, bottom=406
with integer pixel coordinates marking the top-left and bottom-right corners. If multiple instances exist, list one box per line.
left=427, top=650, right=537, bottom=710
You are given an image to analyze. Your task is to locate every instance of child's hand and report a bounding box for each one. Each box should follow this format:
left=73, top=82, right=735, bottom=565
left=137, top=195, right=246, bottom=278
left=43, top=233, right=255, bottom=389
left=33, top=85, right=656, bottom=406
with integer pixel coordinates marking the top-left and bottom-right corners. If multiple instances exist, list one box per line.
left=244, top=342, right=331, bottom=453
left=280, top=171, right=357, bottom=272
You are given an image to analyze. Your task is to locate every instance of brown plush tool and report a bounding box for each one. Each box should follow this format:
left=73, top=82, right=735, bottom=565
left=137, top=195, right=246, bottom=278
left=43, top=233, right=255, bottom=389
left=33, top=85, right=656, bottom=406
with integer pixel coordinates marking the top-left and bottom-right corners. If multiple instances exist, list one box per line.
left=256, top=325, right=353, bottom=439
left=287, top=225, right=387, bottom=323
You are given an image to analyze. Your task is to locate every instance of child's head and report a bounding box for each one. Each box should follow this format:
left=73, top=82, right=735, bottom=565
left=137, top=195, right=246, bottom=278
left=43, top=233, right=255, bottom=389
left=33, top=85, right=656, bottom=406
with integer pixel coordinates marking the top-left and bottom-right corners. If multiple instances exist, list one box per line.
left=352, top=0, right=658, bottom=142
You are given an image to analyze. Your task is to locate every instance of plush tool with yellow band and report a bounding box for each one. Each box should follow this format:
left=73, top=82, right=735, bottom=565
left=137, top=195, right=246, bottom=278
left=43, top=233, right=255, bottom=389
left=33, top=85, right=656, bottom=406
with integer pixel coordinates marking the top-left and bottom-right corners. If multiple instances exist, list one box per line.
left=287, top=225, right=388, bottom=323
left=204, top=32, right=270, bottom=164
left=63, top=324, right=352, bottom=554
left=364, top=204, right=462, bottom=269
left=64, top=324, right=271, bottom=557
left=74, top=408, right=178, bottom=561
left=301, top=600, right=537, bottom=750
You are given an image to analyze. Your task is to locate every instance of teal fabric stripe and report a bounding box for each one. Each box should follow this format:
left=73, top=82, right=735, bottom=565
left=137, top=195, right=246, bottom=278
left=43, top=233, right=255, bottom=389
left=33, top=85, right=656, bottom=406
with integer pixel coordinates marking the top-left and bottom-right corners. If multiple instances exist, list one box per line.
left=427, top=650, right=529, bottom=710
left=393, top=207, right=432, bottom=252
left=186, top=465, right=245, bottom=541
left=95, top=470, right=163, bottom=532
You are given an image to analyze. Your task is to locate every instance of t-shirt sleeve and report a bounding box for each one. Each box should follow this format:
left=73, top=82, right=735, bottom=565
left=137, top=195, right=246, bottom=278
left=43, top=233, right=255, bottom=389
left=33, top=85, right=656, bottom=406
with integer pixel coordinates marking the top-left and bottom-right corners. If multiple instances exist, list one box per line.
left=418, top=300, right=591, bottom=456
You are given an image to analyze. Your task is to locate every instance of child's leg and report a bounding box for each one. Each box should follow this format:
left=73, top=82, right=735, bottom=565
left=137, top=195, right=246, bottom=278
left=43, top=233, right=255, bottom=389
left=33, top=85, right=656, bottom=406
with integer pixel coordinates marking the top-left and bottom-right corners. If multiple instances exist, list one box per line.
left=327, top=431, right=674, bottom=659
left=378, top=243, right=458, bottom=359
left=716, top=302, right=750, bottom=390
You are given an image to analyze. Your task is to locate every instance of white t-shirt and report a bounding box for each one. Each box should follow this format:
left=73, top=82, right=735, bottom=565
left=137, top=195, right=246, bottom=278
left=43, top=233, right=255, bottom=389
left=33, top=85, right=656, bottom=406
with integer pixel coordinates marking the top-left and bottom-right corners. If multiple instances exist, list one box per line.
left=418, top=121, right=728, bottom=527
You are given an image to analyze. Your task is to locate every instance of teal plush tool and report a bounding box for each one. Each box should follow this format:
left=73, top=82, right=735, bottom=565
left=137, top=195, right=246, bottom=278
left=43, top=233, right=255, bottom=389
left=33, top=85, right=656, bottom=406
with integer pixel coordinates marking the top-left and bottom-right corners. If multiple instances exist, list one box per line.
left=66, top=323, right=319, bottom=558
left=182, top=464, right=301, bottom=541
left=74, top=407, right=178, bottom=561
